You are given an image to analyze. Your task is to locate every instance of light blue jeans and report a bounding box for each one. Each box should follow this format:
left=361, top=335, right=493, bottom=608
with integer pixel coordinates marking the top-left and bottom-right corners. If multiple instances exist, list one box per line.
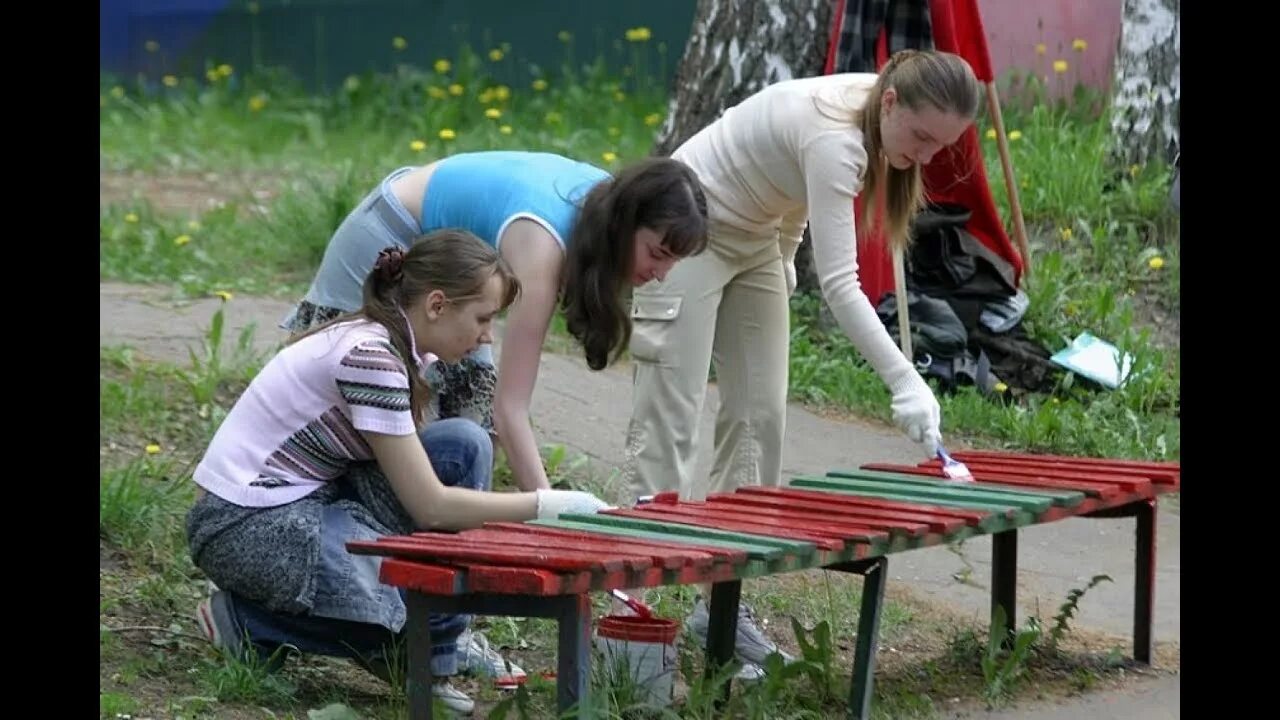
left=216, top=418, right=493, bottom=678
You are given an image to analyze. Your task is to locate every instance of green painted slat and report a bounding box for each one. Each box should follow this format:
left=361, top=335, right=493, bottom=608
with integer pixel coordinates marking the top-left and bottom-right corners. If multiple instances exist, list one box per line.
left=828, top=468, right=1086, bottom=507
left=788, top=479, right=1035, bottom=527
left=560, top=513, right=817, bottom=557
left=793, top=475, right=1053, bottom=513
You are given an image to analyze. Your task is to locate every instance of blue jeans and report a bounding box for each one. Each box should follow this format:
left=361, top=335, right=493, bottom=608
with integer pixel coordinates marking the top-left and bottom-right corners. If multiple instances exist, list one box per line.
left=218, top=418, right=494, bottom=678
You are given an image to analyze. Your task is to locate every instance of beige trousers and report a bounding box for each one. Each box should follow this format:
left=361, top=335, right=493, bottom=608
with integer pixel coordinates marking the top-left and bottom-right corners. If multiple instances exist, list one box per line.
left=624, top=221, right=791, bottom=502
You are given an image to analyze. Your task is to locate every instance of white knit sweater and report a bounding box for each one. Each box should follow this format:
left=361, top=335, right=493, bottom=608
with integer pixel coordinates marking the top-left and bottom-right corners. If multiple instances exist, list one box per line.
left=672, top=73, right=915, bottom=386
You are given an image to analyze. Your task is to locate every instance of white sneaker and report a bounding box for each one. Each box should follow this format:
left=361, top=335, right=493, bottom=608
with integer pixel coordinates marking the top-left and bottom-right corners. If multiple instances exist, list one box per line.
left=432, top=679, right=475, bottom=715
left=457, top=628, right=527, bottom=686
left=685, top=596, right=797, bottom=668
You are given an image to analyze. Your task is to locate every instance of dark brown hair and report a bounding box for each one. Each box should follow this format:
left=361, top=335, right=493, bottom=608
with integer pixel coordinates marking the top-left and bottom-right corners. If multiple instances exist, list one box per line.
left=560, top=157, right=709, bottom=370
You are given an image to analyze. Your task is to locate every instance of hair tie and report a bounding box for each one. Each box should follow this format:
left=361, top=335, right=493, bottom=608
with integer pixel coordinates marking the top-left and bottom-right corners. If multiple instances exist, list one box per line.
left=375, top=247, right=405, bottom=281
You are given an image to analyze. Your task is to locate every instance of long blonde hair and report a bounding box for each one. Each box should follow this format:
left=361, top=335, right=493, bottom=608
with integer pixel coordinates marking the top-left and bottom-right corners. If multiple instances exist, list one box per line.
left=821, top=50, right=981, bottom=252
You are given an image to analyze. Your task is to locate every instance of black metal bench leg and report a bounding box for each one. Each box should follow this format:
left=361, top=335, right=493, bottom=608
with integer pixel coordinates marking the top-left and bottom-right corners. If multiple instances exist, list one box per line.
left=848, top=556, right=887, bottom=720
left=556, top=593, right=594, bottom=718
left=1134, top=499, right=1155, bottom=664
left=706, top=579, right=742, bottom=709
left=991, top=529, right=1018, bottom=648
left=406, top=591, right=435, bottom=720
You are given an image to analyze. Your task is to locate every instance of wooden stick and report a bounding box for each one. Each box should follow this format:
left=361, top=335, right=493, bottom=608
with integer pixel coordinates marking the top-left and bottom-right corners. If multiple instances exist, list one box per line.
left=985, top=81, right=1031, bottom=276
left=892, top=244, right=912, bottom=359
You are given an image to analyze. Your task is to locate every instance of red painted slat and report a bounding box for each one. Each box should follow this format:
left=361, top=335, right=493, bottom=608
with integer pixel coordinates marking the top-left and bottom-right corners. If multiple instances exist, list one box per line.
left=481, top=522, right=749, bottom=565
left=706, top=495, right=943, bottom=535
left=352, top=537, right=644, bottom=574
left=738, top=486, right=995, bottom=525
left=946, top=449, right=1179, bottom=472
left=455, top=528, right=697, bottom=570
left=633, top=503, right=896, bottom=544
left=919, top=460, right=1156, bottom=493
left=605, top=507, right=844, bottom=552
left=860, top=463, right=1131, bottom=500
left=461, top=562, right=589, bottom=595
left=376, top=557, right=464, bottom=595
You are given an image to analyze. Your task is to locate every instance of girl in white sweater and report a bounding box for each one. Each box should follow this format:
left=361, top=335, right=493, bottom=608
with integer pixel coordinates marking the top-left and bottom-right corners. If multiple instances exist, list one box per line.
left=623, top=49, right=984, bottom=672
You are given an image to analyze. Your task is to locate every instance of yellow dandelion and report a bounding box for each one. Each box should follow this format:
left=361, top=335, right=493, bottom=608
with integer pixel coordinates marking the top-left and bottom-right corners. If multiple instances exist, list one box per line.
left=434, top=58, right=451, bottom=74
left=145, top=40, right=159, bottom=53
left=499, top=125, right=513, bottom=135
left=217, top=63, right=233, bottom=77
left=410, top=139, right=427, bottom=152
left=488, top=48, right=505, bottom=62
left=545, top=111, right=562, bottom=124
left=1035, top=43, right=1046, bottom=55
left=494, top=85, right=511, bottom=101
left=608, top=126, right=620, bottom=137
left=124, top=212, right=139, bottom=223
left=187, top=220, right=201, bottom=231
left=448, top=83, right=464, bottom=96
left=173, top=234, right=192, bottom=246
left=1052, top=397, right=1061, bottom=404
left=1129, top=164, right=1141, bottom=178
left=111, top=85, right=125, bottom=98
left=478, top=89, right=495, bottom=104
left=1148, top=256, right=1165, bottom=270
left=145, top=443, right=161, bottom=454
left=532, top=78, right=548, bottom=92
left=344, top=75, right=361, bottom=92
left=985, top=128, right=997, bottom=139
left=644, top=113, right=662, bottom=127
left=558, top=30, right=572, bottom=43
left=206, top=68, right=220, bottom=82
left=213, top=290, right=234, bottom=301
left=485, top=108, right=502, bottom=120
left=1059, top=227, right=1072, bottom=241
left=614, top=91, right=627, bottom=102
left=392, top=36, right=408, bottom=51
left=427, top=85, right=447, bottom=99
left=248, top=94, right=268, bottom=112
left=994, top=382, right=1008, bottom=393
left=162, top=75, right=179, bottom=87
left=602, top=151, right=618, bottom=163
left=1007, top=130, right=1022, bottom=141
left=1053, top=59, right=1068, bottom=74
left=625, top=27, right=652, bottom=42
left=439, top=128, right=457, bottom=141
left=1072, top=38, right=1088, bottom=52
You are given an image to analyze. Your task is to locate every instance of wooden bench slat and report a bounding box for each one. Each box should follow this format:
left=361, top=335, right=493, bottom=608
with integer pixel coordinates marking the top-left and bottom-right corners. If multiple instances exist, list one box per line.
left=913, top=460, right=1160, bottom=493
left=350, top=537, right=649, bottom=574
left=579, top=512, right=819, bottom=558
left=846, top=465, right=1093, bottom=505
left=709, top=493, right=961, bottom=534
left=452, top=528, right=700, bottom=570
left=736, top=487, right=991, bottom=528
left=787, top=479, right=1034, bottom=527
left=819, top=470, right=1062, bottom=511
left=484, top=522, right=747, bottom=565
left=621, top=505, right=853, bottom=550
left=860, top=462, right=1129, bottom=500
left=792, top=475, right=1051, bottom=514
left=702, top=496, right=934, bottom=537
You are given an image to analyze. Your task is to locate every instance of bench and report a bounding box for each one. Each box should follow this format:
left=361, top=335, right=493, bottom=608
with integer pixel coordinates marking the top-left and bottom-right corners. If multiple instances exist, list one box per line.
left=348, top=449, right=1180, bottom=719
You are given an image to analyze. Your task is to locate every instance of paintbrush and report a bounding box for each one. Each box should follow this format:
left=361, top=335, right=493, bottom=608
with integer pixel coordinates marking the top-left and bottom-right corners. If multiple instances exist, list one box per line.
left=938, top=446, right=974, bottom=482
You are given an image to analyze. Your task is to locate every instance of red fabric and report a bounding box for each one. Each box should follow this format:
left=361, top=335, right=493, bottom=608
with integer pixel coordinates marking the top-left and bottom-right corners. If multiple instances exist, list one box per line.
left=834, top=0, right=1023, bottom=306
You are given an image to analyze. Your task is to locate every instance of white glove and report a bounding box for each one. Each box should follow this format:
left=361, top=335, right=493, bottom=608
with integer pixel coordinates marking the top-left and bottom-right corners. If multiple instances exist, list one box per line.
left=535, top=489, right=611, bottom=520
left=783, top=259, right=797, bottom=297
left=887, top=370, right=942, bottom=458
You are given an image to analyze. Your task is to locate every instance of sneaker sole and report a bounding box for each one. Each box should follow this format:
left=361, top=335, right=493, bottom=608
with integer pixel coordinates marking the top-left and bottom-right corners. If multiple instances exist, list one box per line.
left=195, top=598, right=222, bottom=648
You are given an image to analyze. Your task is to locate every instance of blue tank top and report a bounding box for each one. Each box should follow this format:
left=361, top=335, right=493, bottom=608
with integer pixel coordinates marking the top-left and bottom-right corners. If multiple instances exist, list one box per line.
left=421, top=151, right=610, bottom=250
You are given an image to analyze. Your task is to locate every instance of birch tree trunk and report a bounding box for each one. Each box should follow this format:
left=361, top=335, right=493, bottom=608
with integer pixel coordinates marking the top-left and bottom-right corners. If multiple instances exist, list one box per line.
left=656, top=0, right=834, bottom=297
left=1108, top=0, right=1179, bottom=169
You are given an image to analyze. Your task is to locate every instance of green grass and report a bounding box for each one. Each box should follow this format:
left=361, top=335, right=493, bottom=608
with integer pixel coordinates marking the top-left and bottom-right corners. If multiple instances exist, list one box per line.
left=100, top=37, right=1179, bottom=461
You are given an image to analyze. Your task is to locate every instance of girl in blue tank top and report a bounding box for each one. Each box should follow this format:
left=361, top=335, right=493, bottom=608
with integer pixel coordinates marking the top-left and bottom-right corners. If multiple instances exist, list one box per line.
left=285, top=150, right=708, bottom=497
